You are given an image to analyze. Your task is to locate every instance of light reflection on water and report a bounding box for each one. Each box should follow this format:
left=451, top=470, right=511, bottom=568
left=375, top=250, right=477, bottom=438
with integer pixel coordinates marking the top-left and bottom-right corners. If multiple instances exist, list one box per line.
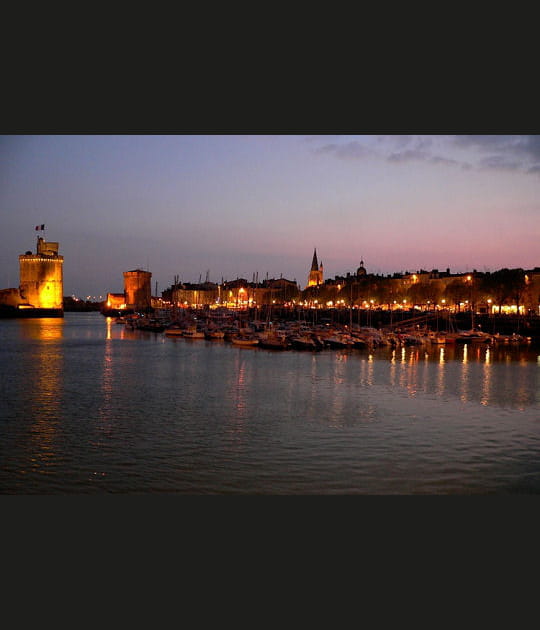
left=0, top=312, right=539, bottom=494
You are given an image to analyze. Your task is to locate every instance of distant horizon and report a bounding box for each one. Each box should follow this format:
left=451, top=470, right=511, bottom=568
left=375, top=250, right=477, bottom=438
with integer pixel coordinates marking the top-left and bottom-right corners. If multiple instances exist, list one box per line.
left=2, top=134, right=539, bottom=298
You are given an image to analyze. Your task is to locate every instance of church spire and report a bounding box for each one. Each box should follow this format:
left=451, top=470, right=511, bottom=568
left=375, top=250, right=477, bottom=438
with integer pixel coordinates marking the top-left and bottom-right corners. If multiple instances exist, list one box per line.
left=306, top=248, right=324, bottom=288
left=311, top=248, right=319, bottom=271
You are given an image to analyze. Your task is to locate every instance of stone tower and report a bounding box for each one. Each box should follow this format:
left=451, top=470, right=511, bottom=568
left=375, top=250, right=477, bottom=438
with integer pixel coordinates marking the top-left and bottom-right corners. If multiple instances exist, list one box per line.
left=123, top=269, right=152, bottom=310
left=18, top=236, right=64, bottom=315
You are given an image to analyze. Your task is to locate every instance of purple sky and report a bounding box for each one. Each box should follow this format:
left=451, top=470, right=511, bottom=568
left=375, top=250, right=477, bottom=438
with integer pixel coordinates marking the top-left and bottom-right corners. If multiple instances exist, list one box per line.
left=1, top=134, right=539, bottom=299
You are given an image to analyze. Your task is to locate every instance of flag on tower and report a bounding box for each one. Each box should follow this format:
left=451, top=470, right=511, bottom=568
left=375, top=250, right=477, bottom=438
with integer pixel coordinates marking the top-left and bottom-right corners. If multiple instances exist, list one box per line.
left=35, top=224, right=45, bottom=231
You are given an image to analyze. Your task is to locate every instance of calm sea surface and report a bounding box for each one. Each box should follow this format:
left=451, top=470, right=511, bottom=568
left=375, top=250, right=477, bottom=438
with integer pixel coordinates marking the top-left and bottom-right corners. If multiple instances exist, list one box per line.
left=1, top=312, right=539, bottom=494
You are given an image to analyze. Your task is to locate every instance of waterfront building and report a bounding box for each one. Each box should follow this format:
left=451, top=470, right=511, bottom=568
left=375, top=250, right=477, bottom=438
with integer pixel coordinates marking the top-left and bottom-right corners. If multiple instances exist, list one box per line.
left=105, top=292, right=126, bottom=311
left=162, top=276, right=301, bottom=309
left=172, top=281, right=220, bottom=307
left=523, top=269, right=540, bottom=315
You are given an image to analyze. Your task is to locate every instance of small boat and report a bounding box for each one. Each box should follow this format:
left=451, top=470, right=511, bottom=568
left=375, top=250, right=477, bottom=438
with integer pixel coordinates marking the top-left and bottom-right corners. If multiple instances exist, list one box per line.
left=258, top=330, right=290, bottom=350
left=124, top=315, right=140, bottom=329
left=324, top=333, right=354, bottom=349
left=289, top=334, right=319, bottom=351
left=231, top=334, right=259, bottom=346
left=135, top=318, right=167, bottom=332
left=182, top=326, right=205, bottom=339
left=164, top=326, right=184, bottom=337
left=205, top=329, right=225, bottom=340
left=492, top=333, right=530, bottom=344
left=454, top=330, right=492, bottom=343
left=222, top=327, right=240, bottom=341
left=351, top=334, right=369, bottom=349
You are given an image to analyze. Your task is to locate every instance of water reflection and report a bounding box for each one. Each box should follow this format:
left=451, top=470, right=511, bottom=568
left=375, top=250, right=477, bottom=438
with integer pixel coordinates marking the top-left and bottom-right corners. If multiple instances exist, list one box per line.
left=375, top=342, right=539, bottom=410
left=222, top=353, right=248, bottom=448
left=436, top=347, right=446, bottom=396
left=234, top=357, right=247, bottom=419
left=18, top=317, right=64, bottom=342
left=460, top=344, right=469, bottom=403
left=2, top=313, right=539, bottom=494
left=389, top=349, right=396, bottom=387
left=98, top=336, right=114, bottom=426
left=330, top=353, right=347, bottom=424
left=20, top=319, right=64, bottom=473
left=358, top=354, right=374, bottom=387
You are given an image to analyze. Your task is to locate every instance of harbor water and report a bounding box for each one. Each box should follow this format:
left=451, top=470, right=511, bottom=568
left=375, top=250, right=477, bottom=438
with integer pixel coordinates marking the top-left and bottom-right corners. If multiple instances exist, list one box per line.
left=1, top=312, right=539, bottom=494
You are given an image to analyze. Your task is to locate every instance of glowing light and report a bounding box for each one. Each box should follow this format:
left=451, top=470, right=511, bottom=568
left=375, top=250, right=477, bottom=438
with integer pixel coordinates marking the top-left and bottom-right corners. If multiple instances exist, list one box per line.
left=439, top=347, right=445, bottom=364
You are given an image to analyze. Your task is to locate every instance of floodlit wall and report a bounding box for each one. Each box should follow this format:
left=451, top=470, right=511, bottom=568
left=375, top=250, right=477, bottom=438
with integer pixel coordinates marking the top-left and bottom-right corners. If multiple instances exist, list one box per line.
left=19, top=254, right=64, bottom=309
left=0, top=288, right=23, bottom=307
left=123, top=270, right=152, bottom=309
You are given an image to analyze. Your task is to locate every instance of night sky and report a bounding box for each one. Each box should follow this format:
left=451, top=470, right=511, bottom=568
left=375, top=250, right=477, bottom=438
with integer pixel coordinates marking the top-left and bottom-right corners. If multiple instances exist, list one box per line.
left=1, top=134, right=539, bottom=299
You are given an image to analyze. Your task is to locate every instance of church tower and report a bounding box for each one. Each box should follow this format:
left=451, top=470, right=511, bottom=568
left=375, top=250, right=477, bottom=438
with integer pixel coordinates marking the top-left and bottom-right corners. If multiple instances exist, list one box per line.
left=306, top=248, right=323, bottom=288
left=357, top=259, right=366, bottom=277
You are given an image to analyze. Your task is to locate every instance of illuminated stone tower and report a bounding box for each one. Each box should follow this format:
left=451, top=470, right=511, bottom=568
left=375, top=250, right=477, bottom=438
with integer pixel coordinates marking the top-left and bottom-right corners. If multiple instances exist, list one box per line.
left=306, top=248, right=323, bottom=288
left=123, top=269, right=152, bottom=310
left=18, top=236, right=64, bottom=315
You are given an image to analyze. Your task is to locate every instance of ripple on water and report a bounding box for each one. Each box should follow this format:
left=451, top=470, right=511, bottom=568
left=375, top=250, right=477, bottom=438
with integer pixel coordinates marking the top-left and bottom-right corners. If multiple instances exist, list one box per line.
left=1, top=314, right=539, bottom=493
